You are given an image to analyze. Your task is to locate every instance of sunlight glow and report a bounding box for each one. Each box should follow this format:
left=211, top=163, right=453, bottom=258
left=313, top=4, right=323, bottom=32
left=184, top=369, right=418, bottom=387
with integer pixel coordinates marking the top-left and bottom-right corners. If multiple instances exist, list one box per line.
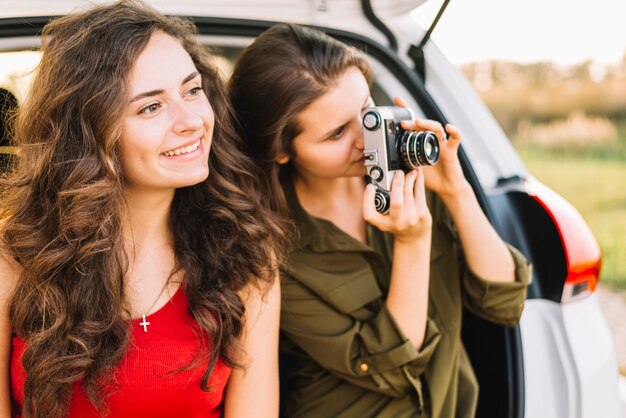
left=411, top=0, right=626, bottom=65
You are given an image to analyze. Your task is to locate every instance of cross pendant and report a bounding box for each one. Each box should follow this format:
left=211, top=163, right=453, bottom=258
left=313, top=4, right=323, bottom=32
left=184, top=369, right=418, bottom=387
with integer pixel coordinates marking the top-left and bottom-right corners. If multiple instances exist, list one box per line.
left=139, top=314, right=150, bottom=332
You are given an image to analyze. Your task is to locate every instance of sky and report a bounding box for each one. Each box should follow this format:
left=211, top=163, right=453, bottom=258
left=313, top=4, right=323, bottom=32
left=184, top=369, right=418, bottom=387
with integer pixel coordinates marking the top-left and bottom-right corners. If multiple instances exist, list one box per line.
left=411, top=0, right=626, bottom=66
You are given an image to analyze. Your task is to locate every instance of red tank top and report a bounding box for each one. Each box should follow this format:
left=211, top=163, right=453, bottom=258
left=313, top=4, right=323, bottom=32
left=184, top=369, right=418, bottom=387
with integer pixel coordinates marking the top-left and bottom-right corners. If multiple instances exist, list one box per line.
left=11, top=288, right=232, bottom=417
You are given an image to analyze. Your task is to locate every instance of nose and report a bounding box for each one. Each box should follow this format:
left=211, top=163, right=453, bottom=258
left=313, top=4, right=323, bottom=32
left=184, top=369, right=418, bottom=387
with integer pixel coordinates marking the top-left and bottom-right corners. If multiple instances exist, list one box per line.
left=354, top=122, right=365, bottom=150
left=171, top=100, right=204, bottom=134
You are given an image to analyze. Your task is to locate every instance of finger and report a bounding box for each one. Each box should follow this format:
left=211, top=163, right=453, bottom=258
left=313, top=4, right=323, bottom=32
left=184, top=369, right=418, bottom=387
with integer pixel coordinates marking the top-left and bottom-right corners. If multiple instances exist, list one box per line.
left=363, top=183, right=384, bottom=225
left=401, top=118, right=446, bottom=140
left=414, top=167, right=427, bottom=205
left=445, top=124, right=461, bottom=148
left=393, top=97, right=417, bottom=123
left=404, top=169, right=418, bottom=208
left=362, top=183, right=376, bottom=220
left=393, top=96, right=409, bottom=108
left=389, top=171, right=405, bottom=215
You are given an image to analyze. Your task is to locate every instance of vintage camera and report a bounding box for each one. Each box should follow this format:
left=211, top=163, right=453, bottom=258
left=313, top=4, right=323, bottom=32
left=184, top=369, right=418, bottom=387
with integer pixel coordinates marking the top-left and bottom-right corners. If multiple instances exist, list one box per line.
left=362, top=106, right=440, bottom=213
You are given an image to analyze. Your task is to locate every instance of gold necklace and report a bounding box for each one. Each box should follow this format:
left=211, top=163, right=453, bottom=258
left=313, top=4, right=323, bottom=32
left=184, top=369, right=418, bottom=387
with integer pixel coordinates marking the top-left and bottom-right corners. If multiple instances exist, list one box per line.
left=137, top=278, right=173, bottom=333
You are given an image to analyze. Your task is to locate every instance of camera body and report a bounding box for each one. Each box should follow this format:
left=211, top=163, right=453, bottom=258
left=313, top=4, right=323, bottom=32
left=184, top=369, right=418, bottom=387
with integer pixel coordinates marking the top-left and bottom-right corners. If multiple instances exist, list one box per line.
left=362, top=106, right=440, bottom=213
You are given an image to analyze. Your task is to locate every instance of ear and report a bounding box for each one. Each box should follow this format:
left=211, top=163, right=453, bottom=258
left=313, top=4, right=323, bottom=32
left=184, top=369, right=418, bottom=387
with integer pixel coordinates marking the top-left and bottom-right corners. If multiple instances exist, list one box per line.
left=276, top=153, right=290, bottom=165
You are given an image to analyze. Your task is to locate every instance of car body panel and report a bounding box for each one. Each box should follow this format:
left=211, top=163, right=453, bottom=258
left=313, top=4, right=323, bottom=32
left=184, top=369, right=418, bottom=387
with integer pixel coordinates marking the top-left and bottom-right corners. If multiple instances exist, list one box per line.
left=521, top=297, right=621, bottom=417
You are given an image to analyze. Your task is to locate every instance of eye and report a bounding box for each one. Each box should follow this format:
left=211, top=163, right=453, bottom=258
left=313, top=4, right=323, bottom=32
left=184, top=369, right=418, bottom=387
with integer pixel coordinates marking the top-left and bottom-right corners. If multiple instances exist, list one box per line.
left=329, top=126, right=346, bottom=140
left=186, top=86, right=203, bottom=97
left=139, top=102, right=161, bottom=115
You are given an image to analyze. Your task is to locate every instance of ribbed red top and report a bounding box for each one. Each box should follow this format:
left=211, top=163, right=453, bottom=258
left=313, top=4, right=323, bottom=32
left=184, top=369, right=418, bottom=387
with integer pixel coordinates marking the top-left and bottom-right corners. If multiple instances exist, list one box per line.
left=11, top=288, right=231, bottom=417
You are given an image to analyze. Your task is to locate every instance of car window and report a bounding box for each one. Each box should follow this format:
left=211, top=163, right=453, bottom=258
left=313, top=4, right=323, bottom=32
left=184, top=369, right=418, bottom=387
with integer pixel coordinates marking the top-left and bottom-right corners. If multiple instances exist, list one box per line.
left=0, top=38, right=432, bottom=178
left=0, top=51, right=37, bottom=172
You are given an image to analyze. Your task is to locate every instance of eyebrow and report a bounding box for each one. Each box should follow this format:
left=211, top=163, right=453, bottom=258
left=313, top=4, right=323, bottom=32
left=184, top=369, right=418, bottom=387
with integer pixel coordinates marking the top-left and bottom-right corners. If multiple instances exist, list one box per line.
left=129, top=71, right=201, bottom=103
left=320, top=95, right=372, bottom=139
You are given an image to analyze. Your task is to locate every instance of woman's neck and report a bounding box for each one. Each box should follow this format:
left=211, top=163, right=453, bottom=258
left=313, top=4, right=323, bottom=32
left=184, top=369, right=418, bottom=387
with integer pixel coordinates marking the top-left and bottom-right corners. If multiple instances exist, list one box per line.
left=121, top=186, right=175, bottom=256
left=293, top=174, right=367, bottom=243
left=120, top=186, right=179, bottom=315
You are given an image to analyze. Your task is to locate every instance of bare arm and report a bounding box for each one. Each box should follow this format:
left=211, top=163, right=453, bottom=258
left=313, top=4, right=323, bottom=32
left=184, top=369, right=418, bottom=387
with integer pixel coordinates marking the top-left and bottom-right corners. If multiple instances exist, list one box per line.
left=440, top=178, right=515, bottom=283
left=0, top=252, right=19, bottom=418
left=223, top=275, right=281, bottom=418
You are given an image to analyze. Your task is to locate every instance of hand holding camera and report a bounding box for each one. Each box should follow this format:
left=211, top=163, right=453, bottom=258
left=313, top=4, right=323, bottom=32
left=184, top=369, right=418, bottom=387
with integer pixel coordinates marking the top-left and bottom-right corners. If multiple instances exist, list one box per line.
left=362, top=168, right=433, bottom=244
left=394, top=96, right=469, bottom=200
left=362, top=106, right=440, bottom=214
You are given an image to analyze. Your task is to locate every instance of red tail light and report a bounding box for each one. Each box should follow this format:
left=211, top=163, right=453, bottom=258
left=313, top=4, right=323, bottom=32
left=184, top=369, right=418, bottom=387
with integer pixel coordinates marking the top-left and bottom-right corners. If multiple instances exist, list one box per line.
left=526, top=177, right=602, bottom=303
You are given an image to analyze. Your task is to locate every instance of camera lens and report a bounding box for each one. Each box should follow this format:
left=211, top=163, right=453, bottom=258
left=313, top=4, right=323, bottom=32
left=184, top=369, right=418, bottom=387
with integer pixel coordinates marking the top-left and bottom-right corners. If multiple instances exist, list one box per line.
left=397, top=130, right=440, bottom=169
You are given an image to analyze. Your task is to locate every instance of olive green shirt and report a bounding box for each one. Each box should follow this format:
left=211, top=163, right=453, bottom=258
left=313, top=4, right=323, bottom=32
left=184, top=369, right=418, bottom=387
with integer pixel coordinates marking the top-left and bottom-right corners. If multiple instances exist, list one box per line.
left=279, top=180, right=532, bottom=418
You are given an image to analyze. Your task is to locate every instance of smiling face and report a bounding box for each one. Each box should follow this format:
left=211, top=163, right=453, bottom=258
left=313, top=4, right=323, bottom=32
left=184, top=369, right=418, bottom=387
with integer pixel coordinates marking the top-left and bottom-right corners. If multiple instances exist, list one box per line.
left=288, top=66, right=373, bottom=182
left=119, top=31, right=214, bottom=194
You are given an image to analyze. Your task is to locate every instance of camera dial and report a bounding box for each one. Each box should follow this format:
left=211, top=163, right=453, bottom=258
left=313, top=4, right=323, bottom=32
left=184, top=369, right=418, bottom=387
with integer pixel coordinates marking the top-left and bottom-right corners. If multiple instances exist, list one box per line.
left=363, top=111, right=381, bottom=131
left=374, top=189, right=390, bottom=214
left=369, top=166, right=384, bottom=181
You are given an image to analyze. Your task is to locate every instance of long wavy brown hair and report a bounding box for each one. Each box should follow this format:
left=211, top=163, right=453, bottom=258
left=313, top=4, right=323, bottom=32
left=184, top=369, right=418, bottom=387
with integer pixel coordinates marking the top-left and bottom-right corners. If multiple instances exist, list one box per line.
left=0, top=1, right=287, bottom=417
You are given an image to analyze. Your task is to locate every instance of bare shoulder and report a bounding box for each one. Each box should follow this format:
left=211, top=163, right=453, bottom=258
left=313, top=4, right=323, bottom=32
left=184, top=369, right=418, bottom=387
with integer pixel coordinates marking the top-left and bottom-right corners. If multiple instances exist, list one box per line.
left=238, top=271, right=280, bottom=317
left=0, top=246, right=18, bottom=416
left=237, top=250, right=281, bottom=312
left=0, top=247, right=20, bottom=300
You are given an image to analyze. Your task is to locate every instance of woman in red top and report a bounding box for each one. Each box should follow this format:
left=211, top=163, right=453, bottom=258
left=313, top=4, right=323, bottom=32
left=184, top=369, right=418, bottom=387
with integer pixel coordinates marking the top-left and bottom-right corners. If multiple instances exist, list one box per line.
left=0, top=1, right=285, bottom=417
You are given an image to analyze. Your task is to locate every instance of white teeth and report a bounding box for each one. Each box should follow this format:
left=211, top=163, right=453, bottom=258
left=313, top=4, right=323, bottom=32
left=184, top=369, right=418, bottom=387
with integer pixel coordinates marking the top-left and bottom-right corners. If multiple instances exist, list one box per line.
left=162, top=140, right=200, bottom=157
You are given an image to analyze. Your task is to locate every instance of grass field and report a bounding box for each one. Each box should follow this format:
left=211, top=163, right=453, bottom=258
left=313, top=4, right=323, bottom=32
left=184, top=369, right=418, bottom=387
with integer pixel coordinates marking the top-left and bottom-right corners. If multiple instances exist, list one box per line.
left=513, top=140, right=626, bottom=290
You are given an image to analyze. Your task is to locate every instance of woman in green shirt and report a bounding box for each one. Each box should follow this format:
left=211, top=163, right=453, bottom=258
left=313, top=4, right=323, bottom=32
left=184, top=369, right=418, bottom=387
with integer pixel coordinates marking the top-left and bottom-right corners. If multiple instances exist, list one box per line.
left=229, top=24, right=531, bottom=418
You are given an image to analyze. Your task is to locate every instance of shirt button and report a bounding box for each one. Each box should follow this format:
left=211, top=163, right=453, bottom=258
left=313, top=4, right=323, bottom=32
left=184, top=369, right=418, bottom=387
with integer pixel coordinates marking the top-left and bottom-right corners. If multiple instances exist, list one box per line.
left=359, top=362, right=369, bottom=373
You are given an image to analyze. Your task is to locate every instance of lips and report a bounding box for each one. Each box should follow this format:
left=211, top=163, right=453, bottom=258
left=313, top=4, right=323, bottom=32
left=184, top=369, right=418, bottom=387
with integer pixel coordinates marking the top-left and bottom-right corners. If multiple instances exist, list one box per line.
left=161, top=138, right=201, bottom=157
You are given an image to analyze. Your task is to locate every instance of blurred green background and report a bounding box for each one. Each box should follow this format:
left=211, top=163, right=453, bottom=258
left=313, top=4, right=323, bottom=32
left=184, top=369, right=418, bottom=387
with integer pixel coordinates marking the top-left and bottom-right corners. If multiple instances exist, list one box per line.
left=462, top=58, right=626, bottom=289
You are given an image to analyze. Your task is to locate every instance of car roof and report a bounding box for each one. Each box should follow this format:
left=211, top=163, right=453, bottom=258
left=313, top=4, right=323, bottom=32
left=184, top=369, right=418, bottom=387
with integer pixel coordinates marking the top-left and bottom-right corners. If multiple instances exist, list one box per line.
left=1, top=0, right=426, bottom=18
left=0, top=0, right=427, bottom=41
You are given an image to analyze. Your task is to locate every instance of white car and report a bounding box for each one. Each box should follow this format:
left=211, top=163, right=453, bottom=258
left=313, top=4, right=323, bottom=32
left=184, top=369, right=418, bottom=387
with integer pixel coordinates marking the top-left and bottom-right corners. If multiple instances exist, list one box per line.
left=0, top=1, right=621, bottom=416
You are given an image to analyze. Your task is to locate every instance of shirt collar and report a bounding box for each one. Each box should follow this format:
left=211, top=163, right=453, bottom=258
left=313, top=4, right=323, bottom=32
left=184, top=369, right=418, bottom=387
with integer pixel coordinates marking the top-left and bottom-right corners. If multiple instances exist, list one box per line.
left=282, top=176, right=377, bottom=254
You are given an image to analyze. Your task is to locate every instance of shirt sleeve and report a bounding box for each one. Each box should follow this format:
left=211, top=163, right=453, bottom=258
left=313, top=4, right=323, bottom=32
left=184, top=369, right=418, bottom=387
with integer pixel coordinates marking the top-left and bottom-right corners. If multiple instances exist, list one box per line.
left=461, top=243, right=533, bottom=327
left=280, top=270, right=441, bottom=398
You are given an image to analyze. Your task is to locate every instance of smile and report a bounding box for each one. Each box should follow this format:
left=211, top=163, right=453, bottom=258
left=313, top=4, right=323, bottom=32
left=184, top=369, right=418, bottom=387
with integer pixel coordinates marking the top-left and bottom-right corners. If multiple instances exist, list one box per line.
left=161, top=139, right=201, bottom=157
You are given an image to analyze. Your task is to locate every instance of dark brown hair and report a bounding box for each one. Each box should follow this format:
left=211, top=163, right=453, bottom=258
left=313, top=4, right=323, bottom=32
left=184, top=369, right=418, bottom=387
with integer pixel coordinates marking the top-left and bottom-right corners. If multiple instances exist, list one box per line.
left=229, top=23, right=373, bottom=216
left=0, top=1, right=287, bottom=417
